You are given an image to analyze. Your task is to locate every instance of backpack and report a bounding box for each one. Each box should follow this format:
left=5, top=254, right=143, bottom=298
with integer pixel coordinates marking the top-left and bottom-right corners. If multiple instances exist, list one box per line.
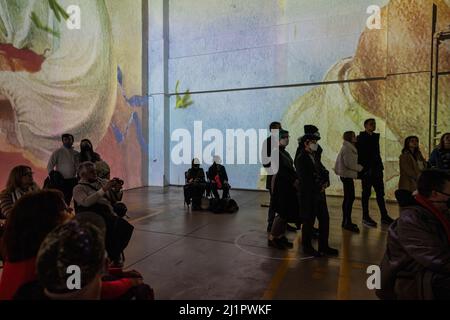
left=210, top=198, right=239, bottom=214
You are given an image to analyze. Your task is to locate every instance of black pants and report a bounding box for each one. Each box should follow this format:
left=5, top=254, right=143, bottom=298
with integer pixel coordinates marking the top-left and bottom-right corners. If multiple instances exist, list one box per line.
left=302, top=193, right=330, bottom=250
left=361, top=171, right=388, bottom=219
left=341, top=177, right=355, bottom=226
left=184, top=182, right=206, bottom=207
left=62, top=178, right=78, bottom=206
left=267, top=187, right=276, bottom=232
left=210, top=182, right=230, bottom=200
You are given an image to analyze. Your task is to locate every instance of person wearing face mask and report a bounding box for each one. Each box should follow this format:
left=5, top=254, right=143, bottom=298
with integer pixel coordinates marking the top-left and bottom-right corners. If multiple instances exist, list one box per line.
left=357, top=119, right=394, bottom=228
left=377, top=169, right=450, bottom=300
left=184, top=158, right=207, bottom=210
left=296, top=134, right=338, bottom=257
left=292, top=125, right=324, bottom=236
left=430, top=133, right=450, bottom=172
left=76, top=139, right=110, bottom=180
left=268, top=130, right=299, bottom=249
left=207, top=156, right=230, bottom=200
left=47, top=134, right=79, bottom=205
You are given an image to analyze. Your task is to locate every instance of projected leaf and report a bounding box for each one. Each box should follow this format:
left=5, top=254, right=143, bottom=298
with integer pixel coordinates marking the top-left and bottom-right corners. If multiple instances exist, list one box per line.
left=175, top=80, right=194, bottom=109
left=30, top=0, right=70, bottom=38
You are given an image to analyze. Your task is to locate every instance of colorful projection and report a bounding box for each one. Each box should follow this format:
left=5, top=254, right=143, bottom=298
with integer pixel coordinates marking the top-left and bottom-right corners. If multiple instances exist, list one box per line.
left=0, top=0, right=147, bottom=189
left=169, top=0, right=450, bottom=199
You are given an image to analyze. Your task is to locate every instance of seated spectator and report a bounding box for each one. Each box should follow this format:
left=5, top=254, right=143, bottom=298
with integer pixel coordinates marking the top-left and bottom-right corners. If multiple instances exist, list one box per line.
left=14, top=214, right=154, bottom=300
left=430, top=133, right=450, bottom=172
left=377, top=169, right=450, bottom=300
left=184, top=158, right=207, bottom=210
left=76, top=139, right=111, bottom=179
left=0, top=190, right=73, bottom=300
left=207, top=156, right=230, bottom=200
left=73, top=161, right=133, bottom=267
left=0, top=165, right=40, bottom=220
left=73, top=161, right=123, bottom=213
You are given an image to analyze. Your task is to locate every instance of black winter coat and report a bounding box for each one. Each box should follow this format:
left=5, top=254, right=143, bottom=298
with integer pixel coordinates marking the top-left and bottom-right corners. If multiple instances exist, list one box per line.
left=271, top=147, right=299, bottom=222
left=295, top=148, right=327, bottom=220
left=377, top=203, right=450, bottom=300
left=356, top=131, right=384, bottom=173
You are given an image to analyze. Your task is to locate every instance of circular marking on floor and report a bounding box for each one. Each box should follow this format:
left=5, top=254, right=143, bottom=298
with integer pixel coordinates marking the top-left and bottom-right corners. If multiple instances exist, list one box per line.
left=234, top=230, right=315, bottom=261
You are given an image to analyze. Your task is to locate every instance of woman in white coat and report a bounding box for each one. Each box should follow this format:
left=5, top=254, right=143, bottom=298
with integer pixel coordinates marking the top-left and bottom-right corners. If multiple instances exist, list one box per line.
left=334, top=131, right=364, bottom=233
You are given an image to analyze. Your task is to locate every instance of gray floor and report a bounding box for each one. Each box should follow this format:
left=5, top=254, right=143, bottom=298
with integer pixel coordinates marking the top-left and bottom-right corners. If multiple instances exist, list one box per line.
left=121, top=187, right=398, bottom=300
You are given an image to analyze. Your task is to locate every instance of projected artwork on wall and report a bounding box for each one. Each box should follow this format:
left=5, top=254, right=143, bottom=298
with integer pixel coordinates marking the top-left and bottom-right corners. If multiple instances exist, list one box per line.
left=169, top=0, right=450, bottom=199
left=0, top=0, right=147, bottom=189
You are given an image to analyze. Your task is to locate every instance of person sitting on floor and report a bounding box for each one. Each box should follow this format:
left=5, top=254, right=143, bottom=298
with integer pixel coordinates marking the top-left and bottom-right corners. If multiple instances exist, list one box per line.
left=378, top=169, right=450, bottom=300
left=184, top=158, right=207, bottom=210
left=207, top=156, right=230, bottom=200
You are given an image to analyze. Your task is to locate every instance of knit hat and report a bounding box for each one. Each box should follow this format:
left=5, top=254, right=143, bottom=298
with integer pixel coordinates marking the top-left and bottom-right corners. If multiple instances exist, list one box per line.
left=279, top=129, right=289, bottom=139
left=36, top=213, right=106, bottom=295
left=304, top=125, right=321, bottom=141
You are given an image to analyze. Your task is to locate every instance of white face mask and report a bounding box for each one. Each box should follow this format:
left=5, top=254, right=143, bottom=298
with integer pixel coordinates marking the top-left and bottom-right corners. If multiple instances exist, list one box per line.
left=310, top=143, right=318, bottom=152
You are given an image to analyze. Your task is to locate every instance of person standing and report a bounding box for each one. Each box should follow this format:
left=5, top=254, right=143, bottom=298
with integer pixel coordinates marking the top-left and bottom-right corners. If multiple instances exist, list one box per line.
left=77, top=138, right=110, bottom=179
left=296, top=134, right=338, bottom=257
left=398, top=136, right=428, bottom=193
left=262, top=121, right=282, bottom=232
left=430, top=133, right=450, bottom=172
left=356, top=119, right=394, bottom=228
left=334, top=131, right=363, bottom=233
left=47, top=134, right=79, bottom=205
left=269, top=129, right=298, bottom=250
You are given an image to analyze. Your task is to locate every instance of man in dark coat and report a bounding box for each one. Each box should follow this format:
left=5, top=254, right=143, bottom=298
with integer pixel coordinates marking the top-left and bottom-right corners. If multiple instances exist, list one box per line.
left=262, top=121, right=282, bottom=232
left=377, top=169, right=450, bottom=300
left=295, top=134, right=338, bottom=257
left=184, top=158, right=207, bottom=210
left=207, top=156, right=230, bottom=200
left=268, top=129, right=299, bottom=250
left=357, top=118, right=394, bottom=228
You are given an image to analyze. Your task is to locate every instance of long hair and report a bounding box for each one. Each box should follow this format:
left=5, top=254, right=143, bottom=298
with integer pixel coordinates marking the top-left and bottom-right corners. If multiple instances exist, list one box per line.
left=79, top=139, right=100, bottom=163
left=1, top=190, right=67, bottom=262
left=402, top=136, right=420, bottom=158
left=4, top=165, right=32, bottom=193
left=439, top=133, right=450, bottom=150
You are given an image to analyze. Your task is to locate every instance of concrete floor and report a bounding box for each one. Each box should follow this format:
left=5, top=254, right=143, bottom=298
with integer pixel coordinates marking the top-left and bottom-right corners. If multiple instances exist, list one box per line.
left=121, top=187, right=399, bottom=300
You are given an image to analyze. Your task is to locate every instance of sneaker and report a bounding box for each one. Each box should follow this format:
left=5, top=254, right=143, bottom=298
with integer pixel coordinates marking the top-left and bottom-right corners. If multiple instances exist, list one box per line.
left=342, top=223, right=360, bottom=233
left=319, top=247, right=339, bottom=256
left=268, top=238, right=287, bottom=250
left=363, top=216, right=378, bottom=228
left=303, top=246, right=322, bottom=257
left=381, top=215, right=395, bottom=225
left=280, top=236, right=294, bottom=249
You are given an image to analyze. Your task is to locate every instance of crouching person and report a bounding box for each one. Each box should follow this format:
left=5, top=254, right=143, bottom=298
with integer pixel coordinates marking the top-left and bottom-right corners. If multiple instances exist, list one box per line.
left=73, top=162, right=133, bottom=268
left=377, top=169, right=450, bottom=300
